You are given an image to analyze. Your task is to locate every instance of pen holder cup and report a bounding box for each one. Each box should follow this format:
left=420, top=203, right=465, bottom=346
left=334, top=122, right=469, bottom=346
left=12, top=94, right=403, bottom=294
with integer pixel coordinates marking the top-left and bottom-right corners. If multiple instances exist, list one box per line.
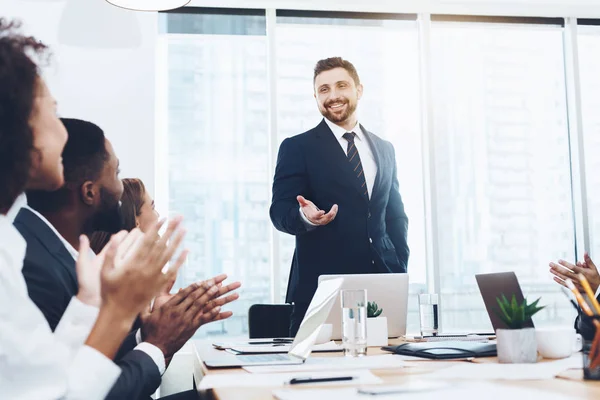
left=581, top=316, right=600, bottom=381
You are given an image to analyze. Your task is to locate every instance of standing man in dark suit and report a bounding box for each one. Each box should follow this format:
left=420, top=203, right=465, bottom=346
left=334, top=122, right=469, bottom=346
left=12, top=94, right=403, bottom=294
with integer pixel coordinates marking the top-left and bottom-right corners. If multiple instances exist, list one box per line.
left=270, top=57, right=410, bottom=335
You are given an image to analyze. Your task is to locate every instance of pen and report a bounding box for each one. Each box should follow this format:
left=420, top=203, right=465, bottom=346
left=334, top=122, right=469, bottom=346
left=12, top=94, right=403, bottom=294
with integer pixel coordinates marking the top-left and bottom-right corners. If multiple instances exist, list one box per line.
left=287, top=376, right=354, bottom=385
left=560, top=286, right=580, bottom=312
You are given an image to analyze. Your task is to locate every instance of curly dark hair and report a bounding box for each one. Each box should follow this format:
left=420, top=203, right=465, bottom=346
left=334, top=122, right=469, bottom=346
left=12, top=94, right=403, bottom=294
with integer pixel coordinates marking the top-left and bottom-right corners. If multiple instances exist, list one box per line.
left=0, top=19, right=50, bottom=213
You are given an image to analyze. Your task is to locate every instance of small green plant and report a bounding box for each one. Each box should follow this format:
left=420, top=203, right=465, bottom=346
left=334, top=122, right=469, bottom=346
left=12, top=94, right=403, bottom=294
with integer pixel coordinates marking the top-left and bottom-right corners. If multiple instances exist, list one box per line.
left=495, top=294, right=544, bottom=329
left=367, top=301, right=383, bottom=318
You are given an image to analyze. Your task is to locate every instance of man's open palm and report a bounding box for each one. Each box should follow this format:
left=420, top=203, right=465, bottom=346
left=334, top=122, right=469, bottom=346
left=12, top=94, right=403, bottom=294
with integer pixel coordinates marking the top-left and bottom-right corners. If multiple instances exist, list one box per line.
left=297, top=195, right=338, bottom=226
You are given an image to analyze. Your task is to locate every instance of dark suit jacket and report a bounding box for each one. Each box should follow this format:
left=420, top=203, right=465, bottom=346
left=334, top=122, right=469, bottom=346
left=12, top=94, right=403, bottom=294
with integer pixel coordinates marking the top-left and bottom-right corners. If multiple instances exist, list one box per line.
left=14, top=208, right=161, bottom=400
left=576, top=297, right=599, bottom=341
left=270, top=119, right=409, bottom=303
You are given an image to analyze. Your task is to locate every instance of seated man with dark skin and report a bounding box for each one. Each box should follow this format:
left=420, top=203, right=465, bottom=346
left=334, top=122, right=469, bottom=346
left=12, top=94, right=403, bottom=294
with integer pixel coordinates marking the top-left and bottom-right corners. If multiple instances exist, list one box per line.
left=550, top=252, right=600, bottom=340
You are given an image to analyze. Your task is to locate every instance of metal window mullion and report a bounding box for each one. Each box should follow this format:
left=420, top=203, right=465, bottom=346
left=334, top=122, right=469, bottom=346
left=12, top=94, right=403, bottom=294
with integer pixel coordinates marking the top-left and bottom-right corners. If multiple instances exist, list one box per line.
left=563, top=17, right=590, bottom=260
left=417, top=13, right=442, bottom=327
left=266, top=8, right=281, bottom=304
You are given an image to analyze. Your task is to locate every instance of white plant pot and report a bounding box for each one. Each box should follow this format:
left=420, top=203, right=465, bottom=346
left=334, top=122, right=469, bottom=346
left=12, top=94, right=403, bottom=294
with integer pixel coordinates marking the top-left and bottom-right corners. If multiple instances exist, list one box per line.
left=367, top=317, right=388, bottom=347
left=496, top=328, right=537, bottom=363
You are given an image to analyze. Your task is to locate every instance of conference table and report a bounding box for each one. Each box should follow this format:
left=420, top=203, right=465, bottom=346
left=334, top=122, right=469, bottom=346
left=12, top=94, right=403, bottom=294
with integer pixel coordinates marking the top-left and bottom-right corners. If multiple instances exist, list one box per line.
left=192, top=338, right=600, bottom=399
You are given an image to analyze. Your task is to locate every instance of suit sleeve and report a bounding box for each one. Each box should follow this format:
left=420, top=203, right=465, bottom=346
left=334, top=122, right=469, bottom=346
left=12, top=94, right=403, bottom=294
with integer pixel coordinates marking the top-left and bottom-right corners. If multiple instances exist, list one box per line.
left=105, top=350, right=162, bottom=400
left=270, top=138, right=312, bottom=236
left=385, top=143, right=409, bottom=272
left=22, top=258, right=74, bottom=331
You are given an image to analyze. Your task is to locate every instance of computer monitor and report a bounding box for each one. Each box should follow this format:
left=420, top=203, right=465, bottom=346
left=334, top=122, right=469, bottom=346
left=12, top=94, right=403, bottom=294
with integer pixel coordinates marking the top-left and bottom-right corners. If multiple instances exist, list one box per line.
left=318, top=273, right=409, bottom=339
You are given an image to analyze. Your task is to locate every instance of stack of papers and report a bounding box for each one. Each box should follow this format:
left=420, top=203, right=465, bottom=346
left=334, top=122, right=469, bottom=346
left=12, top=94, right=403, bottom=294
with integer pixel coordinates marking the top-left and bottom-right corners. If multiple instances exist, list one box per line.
left=197, top=369, right=382, bottom=390
left=243, top=354, right=406, bottom=373
left=272, top=381, right=575, bottom=400
left=429, top=354, right=581, bottom=380
left=228, top=341, right=342, bottom=354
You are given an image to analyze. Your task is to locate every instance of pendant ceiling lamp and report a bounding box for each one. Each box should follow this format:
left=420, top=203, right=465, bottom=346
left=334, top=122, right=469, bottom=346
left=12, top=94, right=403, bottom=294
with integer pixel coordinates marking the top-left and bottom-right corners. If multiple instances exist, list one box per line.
left=106, top=0, right=190, bottom=11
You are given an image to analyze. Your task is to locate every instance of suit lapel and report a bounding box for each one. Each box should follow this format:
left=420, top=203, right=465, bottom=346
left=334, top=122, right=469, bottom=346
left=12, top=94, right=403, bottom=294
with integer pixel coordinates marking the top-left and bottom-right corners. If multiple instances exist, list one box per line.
left=315, top=119, right=370, bottom=203
left=361, top=124, right=383, bottom=200
left=15, top=208, right=78, bottom=284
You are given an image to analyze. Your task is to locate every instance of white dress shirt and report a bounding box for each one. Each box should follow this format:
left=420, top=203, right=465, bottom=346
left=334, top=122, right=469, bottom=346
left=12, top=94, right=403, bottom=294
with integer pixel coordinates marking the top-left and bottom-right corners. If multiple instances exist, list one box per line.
left=0, top=202, right=121, bottom=400
left=22, top=206, right=167, bottom=375
left=300, top=118, right=378, bottom=227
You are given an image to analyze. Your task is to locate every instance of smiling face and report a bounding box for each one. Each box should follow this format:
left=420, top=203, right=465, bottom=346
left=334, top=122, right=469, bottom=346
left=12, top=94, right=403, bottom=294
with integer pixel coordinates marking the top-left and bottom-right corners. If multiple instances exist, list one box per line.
left=314, top=67, right=363, bottom=127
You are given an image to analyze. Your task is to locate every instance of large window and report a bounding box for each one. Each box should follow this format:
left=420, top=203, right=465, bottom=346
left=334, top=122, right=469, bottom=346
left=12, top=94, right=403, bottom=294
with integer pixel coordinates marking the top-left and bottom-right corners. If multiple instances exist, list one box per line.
left=431, top=21, right=576, bottom=331
left=274, top=13, right=425, bottom=333
left=158, top=9, right=597, bottom=338
left=578, top=25, right=600, bottom=256
left=159, top=10, right=270, bottom=337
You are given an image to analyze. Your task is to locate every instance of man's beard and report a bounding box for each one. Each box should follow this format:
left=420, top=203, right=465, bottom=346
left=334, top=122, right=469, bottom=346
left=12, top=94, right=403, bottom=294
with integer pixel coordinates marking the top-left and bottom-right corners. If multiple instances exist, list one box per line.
left=91, top=188, right=123, bottom=234
left=319, top=97, right=357, bottom=124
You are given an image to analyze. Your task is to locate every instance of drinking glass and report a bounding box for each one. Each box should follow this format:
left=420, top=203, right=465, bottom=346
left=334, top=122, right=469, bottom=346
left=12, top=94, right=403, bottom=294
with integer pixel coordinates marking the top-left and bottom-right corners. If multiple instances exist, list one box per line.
left=418, top=293, right=439, bottom=336
left=341, top=289, right=367, bottom=357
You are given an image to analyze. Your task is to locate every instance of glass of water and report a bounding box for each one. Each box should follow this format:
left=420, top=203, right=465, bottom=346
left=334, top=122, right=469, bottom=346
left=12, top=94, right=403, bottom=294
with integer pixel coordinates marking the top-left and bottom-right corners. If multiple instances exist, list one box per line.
left=341, top=289, right=367, bottom=357
left=418, top=293, right=439, bottom=336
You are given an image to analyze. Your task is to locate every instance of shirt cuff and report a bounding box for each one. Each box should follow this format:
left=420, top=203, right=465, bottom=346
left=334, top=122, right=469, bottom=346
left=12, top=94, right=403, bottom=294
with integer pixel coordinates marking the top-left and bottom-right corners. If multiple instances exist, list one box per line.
left=67, top=345, right=121, bottom=400
left=135, top=342, right=166, bottom=375
left=299, top=207, right=318, bottom=230
left=595, top=285, right=600, bottom=300
left=54, top=297, right=100, bottom=352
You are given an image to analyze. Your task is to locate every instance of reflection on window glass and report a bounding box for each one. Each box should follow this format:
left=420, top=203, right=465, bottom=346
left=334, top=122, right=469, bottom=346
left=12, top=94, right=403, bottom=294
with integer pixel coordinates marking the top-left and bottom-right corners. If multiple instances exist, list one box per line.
left=431, top=23, right=576, bottom=331
left=164, top=13, right=269, bottom=337
left=578, top=26, right=600, bottom=258
left=275, top=16, right=425, bottom=333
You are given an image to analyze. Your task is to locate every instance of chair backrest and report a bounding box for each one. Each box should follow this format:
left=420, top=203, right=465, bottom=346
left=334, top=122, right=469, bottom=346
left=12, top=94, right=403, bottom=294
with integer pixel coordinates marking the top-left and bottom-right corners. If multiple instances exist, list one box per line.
left=248, top=304, right=293, bottom=339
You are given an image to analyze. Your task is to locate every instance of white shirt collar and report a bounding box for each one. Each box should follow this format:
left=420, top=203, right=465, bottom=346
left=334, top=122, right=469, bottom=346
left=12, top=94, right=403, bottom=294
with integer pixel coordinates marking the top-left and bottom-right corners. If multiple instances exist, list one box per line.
left=23, top=205, right=80, bottom=260
left=323, top=118, right=363, bottom=142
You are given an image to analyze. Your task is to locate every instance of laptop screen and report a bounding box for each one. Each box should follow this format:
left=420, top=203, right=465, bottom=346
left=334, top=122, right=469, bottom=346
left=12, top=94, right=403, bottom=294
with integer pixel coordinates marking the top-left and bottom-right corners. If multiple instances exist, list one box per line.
left=288, top=277, right=344, bottom=360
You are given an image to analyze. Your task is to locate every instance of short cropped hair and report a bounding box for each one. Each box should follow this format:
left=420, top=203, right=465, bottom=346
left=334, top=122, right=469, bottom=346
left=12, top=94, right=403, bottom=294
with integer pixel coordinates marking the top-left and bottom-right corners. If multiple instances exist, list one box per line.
left=27, top=118, right=108, bottom=213
left=313, top=57, right=361, bottom=86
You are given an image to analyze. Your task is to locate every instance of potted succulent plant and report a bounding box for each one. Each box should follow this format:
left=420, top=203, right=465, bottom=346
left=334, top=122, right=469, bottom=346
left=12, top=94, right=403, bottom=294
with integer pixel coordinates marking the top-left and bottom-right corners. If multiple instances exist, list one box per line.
left=495, top=294, right=545, bottom=363
left=366, top=301, right=388, bottom=347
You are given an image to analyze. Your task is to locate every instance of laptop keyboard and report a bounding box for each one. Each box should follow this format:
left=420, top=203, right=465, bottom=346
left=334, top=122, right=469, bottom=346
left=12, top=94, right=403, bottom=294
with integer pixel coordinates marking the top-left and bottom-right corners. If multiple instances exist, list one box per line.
left=236, top=354, right=292, bottom=363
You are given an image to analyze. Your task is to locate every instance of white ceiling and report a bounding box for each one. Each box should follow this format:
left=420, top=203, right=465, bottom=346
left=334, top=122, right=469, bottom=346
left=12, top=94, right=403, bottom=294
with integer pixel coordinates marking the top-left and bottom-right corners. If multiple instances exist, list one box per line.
left=188, top=0, right=600, bottom=18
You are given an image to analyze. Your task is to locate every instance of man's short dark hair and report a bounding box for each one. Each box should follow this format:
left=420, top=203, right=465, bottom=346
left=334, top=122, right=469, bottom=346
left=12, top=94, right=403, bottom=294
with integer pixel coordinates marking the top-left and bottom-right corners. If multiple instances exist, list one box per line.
left=27, top=118, right=108, bottom=213
left=0, top=19, right=49, bottom=212
left=313, top=57, right=361, bottom=86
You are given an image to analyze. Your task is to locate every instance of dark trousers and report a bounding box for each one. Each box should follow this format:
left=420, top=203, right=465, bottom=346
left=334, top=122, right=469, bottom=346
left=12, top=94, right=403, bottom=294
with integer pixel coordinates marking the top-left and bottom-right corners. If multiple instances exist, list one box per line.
left=289, top=302, right=310, bottom=337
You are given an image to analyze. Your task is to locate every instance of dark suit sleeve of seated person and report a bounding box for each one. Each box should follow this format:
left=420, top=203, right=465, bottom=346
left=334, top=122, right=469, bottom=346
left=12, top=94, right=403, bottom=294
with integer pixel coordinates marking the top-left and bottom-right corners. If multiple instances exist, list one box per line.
left=384, top=143, right=409, bottom=272
left=270, top=137, right=312, bottom=236
left=105, top=350, right=162, bottom=400
left=576, top=302, right=598, bottom=341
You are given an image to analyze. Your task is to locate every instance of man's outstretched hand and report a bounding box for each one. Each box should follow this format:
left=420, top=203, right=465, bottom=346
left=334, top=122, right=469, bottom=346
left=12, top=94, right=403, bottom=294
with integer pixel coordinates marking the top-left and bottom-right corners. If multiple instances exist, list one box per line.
left=297, top=195, right=338, bottom=226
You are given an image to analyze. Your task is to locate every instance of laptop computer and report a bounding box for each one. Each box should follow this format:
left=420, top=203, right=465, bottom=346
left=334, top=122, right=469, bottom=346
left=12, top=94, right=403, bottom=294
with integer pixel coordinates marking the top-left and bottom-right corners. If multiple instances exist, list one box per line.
left=204, top=277, right=344, bottom=368
left=318, top=273, right=409, bottom=339
left=475, top=271, right=534, bottom=330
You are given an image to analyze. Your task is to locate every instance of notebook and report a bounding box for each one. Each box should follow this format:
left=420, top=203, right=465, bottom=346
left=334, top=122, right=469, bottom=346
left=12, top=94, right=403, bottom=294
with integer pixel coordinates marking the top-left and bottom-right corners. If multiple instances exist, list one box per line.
left=382, top=341, right=497, bottom=360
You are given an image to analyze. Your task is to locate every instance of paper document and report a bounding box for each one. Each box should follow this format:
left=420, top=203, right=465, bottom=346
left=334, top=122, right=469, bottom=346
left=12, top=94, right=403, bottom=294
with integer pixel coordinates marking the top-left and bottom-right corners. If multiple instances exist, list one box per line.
left=197, top=369, right=382, bottom=390
left=243, top=354, right=406, bottom=373
left=229, top=341, right=342, bottom=354
left=430, top=354, right=581, bottom=380
left=273, top=381, right=574, bottom=400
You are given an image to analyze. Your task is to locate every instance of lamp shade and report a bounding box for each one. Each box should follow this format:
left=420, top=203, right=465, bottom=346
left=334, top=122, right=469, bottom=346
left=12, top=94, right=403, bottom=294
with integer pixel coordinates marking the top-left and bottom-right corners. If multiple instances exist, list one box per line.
left=106, top=0, right=190, bottom=11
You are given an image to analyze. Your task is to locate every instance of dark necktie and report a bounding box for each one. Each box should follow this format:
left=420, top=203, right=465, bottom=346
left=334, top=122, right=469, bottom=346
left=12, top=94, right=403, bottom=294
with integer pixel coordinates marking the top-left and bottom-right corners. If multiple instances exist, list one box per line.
left=342, top=132, right=369, bottom=200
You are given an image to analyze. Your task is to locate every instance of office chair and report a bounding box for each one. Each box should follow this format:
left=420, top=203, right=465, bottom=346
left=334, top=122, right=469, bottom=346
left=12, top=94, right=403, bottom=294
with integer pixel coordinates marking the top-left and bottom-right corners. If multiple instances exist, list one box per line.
left=248, top=304, right=293, bottom=338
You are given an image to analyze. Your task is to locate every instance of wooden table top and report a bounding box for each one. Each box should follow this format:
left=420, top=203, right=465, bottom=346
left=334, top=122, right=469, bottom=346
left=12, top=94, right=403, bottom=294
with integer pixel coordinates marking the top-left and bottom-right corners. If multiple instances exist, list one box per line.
left=192, top=339, right=600, bottom=400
